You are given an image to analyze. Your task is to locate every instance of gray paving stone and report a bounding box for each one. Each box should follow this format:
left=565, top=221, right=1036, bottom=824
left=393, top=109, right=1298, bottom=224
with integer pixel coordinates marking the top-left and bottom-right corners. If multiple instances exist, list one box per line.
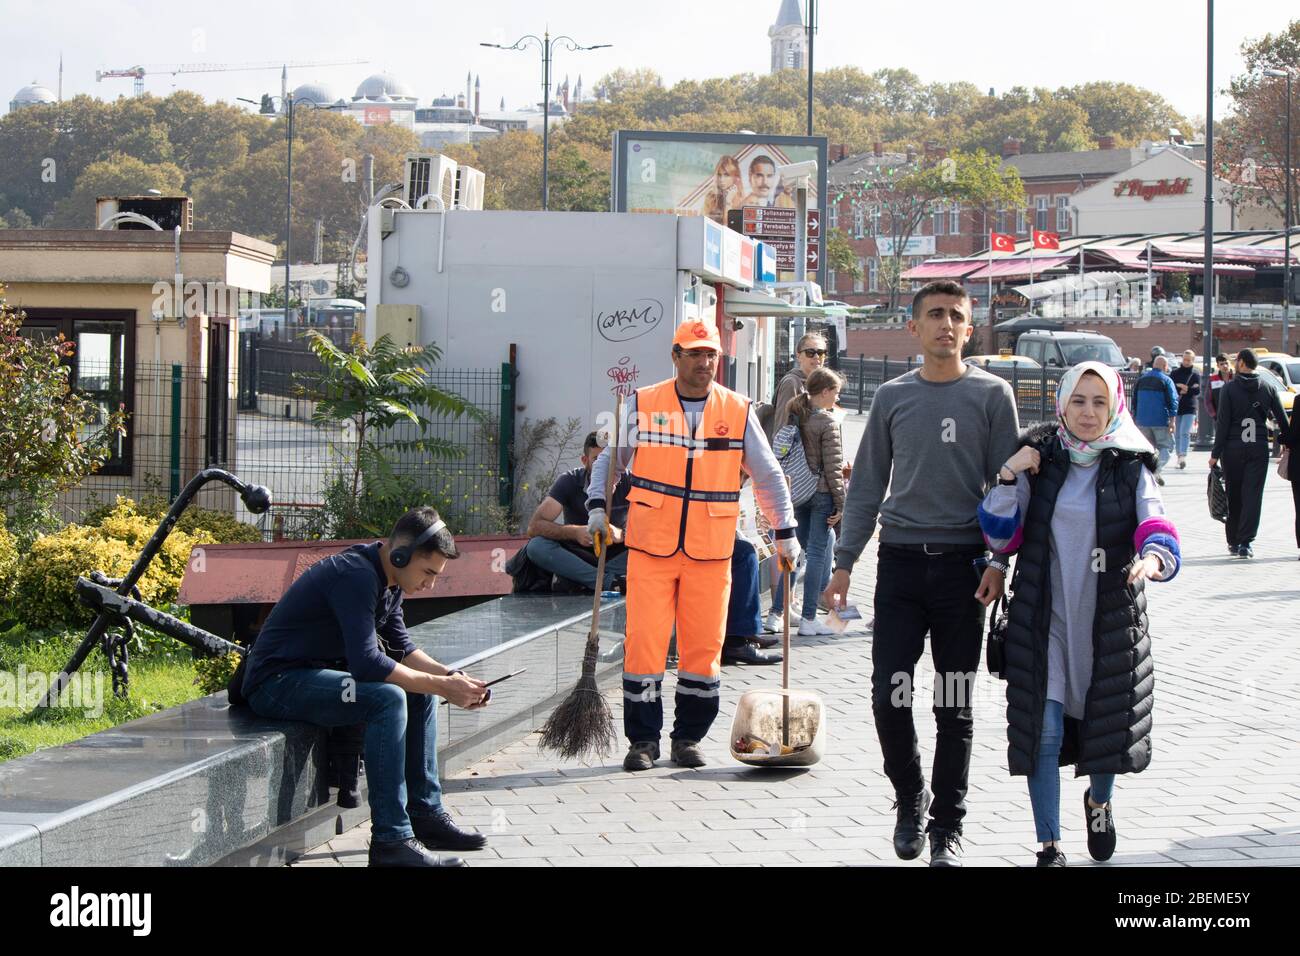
left=302, top=451, right=1298, bottom=868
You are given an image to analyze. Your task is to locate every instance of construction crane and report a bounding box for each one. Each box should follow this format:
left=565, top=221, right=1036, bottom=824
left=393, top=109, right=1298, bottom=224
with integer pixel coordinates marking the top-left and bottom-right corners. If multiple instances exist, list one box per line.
left=95, top=59, right=368, bottom=98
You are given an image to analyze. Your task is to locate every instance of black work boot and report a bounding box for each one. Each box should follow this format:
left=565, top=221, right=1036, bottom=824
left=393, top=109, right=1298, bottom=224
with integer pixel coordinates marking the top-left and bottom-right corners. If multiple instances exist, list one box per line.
left=670, top=739, right=706, bottom=768
left=928, top=827, right=963, bottom=868
left=623, top=740, right=659, bottom=771
left=891, top=787, right=931, bottom=860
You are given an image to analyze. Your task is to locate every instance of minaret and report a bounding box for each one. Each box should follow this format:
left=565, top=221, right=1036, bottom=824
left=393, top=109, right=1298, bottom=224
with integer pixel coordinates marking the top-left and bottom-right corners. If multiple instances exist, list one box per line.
left=474, top=74, right=480, bottom=123
left=769, top=0, right=806, bottom=74
left=58, top=51, right=63, bottom=102
left=466, top=70, right=472, bottom=111
left=574, top=74, right=582, bottom=110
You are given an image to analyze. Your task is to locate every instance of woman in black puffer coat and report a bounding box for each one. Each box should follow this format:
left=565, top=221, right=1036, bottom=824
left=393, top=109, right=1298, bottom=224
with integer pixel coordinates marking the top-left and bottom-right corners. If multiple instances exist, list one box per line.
left=978, top=362, right=1181, bottom=867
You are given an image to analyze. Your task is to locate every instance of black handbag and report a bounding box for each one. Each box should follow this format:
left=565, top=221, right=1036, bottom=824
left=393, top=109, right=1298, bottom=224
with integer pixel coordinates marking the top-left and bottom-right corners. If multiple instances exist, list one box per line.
left=1207, top=464, right=1228, bottom=524
left=985, top=593, right=1010, bottom=680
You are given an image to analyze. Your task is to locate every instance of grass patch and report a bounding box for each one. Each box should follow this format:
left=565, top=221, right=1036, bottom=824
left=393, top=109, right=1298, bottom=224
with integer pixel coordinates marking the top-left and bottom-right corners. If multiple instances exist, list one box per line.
left=0, top=617, right=206, bottom=765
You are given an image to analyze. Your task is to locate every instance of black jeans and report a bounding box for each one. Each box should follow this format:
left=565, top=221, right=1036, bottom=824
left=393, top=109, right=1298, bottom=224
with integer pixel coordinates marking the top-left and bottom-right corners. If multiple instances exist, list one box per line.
left=1291, top=475, right=1300, bottom=549
left=1222, top=445, right=1269, bottom=548
left=871, top=545, right=987, bottom=833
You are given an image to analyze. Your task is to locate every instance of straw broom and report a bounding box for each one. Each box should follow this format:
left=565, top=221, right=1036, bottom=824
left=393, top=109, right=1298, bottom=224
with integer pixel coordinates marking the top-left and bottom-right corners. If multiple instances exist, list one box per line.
left=538, top=399, right=622, bottom=759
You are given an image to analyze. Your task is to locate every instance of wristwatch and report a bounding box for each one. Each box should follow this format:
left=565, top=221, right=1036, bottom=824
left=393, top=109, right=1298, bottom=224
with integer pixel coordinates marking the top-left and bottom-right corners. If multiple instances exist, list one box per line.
left=998, top=465, right=1017, bottom=486
left=987, top=556, right=1010, bottom=574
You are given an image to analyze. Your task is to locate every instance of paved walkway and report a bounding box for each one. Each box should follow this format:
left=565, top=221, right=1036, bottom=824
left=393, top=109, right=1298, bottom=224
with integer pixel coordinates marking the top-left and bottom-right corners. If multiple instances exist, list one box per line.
left=295, top=445, right=1300, bottom=867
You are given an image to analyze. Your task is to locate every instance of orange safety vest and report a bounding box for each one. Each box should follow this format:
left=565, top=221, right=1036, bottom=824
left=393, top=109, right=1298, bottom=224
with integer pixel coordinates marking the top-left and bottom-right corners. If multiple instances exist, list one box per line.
left=625, top=378, right=750, bottom=561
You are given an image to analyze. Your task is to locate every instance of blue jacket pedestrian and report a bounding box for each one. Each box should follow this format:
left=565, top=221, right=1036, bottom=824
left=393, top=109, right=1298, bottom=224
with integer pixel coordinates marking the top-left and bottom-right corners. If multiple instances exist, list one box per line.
left=1132, top=367, right=1178, bottom=427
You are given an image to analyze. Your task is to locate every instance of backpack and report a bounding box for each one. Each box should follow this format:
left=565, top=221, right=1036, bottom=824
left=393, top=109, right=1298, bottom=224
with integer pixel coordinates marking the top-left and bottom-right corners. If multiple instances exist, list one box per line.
left=771, top=414, right=819, bottom=506
left=754, top=401, right=776, bottom=439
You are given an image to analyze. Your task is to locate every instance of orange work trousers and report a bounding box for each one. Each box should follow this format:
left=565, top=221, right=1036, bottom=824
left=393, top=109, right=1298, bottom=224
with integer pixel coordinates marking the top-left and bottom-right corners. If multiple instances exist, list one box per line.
left=622, top=548, right=731, bottom=744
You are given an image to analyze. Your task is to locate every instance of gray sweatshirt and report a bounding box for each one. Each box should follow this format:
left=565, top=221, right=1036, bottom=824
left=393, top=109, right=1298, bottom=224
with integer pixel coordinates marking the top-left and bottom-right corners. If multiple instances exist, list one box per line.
left=835, top=365, right=1020, bottom=571
left=586, top=391, right=796, bottom=533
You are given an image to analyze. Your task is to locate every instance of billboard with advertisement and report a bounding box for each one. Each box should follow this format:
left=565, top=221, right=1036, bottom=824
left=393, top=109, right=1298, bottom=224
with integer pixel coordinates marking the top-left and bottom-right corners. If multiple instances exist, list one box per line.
left=612, top=130, right=827, bottom=286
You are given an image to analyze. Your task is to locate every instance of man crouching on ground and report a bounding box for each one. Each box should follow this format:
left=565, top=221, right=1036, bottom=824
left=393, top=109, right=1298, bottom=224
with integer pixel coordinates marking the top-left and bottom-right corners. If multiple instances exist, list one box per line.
left=240, top=507, right=489, bottom=868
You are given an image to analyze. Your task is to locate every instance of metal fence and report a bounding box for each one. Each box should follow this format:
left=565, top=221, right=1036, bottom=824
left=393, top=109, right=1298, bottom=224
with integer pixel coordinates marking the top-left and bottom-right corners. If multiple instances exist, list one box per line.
left=837, top=355, right=1147, bottom=425
left=53, top=355, right=508, bottom=540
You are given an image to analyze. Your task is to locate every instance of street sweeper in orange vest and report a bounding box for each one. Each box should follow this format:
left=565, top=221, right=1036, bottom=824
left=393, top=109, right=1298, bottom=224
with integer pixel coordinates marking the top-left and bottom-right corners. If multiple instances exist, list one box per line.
left=586, top=319, right=800, bottom=772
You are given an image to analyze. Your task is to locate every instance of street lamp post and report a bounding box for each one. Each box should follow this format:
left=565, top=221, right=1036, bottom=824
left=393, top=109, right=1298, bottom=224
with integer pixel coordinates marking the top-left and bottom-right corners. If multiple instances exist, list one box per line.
left=1196, top=0, right=1216, bottom=451
left=481, top=33, right=610, bottom=210
left=239, top=93, right=339, bottom=318
left=1264, top=68, right=1294, bottom=355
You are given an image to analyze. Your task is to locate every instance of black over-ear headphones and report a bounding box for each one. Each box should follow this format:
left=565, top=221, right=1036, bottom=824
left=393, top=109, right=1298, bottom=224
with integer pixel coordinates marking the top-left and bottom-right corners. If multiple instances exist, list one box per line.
left=389, top=518, right=447, bottom=568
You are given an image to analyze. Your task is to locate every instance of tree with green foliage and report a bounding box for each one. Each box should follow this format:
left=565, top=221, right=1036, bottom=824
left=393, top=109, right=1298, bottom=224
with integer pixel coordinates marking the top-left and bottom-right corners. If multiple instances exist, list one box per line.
left=1222, top=19, right=1300, bottom=225
left=848, top=150, right=1025, bottom=310
left=0, top=288, right=126, bottom=543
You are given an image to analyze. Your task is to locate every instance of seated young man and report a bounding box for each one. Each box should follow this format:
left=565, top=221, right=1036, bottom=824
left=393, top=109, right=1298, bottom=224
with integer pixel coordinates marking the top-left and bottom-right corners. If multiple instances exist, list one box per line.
left=241, top=507, right=489, bottom=868
left=523, top=430, right=631, bottom=592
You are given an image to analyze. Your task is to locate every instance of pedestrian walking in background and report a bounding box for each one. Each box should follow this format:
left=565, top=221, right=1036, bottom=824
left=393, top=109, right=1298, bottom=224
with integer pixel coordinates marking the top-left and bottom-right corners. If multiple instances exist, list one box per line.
left=1168, top=350, right=1201, bottom=469
left=1206, top=353, right=1234, bottom=420
left=1282, top=403, right=1300, bottom=559
left=1132, top=354, right=1178, bottom=484
left=1209, top=349, right=1289, bottom=559
left=823, top=280, right=1020, bottom=868
left=767, top=366, right=846, bottom=638
left=979, top=361, right=1180, bottom=867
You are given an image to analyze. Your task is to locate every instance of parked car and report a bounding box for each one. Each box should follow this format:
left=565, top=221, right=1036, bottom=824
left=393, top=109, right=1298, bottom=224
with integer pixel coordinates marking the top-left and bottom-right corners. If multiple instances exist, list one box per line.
left=1250, top=349, right=1300, bottom=396
left=1014, top=330, right=1127, bottom=369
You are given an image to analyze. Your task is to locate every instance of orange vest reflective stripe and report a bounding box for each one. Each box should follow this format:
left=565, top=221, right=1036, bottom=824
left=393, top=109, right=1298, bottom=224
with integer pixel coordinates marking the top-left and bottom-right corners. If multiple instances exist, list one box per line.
left=625, top=379, right=750, bottom=561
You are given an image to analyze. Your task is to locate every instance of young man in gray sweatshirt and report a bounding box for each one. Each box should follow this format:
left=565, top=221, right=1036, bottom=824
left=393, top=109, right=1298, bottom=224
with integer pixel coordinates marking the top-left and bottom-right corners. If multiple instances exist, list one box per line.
left=823, top=279, right=1020, bottom=867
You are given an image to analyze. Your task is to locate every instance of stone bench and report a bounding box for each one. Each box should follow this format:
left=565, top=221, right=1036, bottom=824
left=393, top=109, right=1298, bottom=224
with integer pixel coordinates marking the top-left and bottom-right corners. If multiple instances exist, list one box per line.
left=0, top=593, right=625, bottom=867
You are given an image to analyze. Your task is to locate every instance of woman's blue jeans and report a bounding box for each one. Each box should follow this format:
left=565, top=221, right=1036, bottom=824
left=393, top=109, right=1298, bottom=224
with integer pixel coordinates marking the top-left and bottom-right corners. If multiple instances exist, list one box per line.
left=248, top=668, right=443, bottom=844
left=770, top=491, right=835, bottom=621
left=1027, top=699, right=1115, bottom=842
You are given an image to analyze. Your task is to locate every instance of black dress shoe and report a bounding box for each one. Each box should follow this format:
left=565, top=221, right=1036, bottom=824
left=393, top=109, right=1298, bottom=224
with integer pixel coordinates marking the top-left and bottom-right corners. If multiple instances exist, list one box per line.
left=928, top=827, right=963, bottom=867
left=1084, top=788, right=1117, bottom=862
left=369, top=837, right=467, bottom=867
left=751, top=634, right=780, bottom=649
left=891, top=787, right=931, bottom=860
left=721, top=642, right=783, bottom=665
left=412, top=808, right=488, bottom=851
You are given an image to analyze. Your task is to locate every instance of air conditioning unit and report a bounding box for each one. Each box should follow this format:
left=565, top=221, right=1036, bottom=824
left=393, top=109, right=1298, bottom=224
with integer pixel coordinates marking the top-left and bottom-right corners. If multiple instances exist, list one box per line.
left=454, top=165, right=485, bottom=210
left=95, top=195, right=193, bottom=231
left=404, top=152, right=459, bottom=209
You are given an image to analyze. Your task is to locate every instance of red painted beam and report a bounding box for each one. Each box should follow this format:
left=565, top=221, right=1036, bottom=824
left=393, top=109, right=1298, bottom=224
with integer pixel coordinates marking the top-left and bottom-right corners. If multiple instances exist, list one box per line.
left=178, top=535, right=527, bottom=605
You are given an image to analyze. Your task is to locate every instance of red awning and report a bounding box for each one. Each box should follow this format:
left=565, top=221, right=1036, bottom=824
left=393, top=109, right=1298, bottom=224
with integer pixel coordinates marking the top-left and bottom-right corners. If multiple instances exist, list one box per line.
left=1151, top=260, right=1254, bottom=275
left=1151, top=241, right=1297, bottom=265
left=964, top=255, right=1073, bottom=280
left=900, top=258, right=987, bottom=280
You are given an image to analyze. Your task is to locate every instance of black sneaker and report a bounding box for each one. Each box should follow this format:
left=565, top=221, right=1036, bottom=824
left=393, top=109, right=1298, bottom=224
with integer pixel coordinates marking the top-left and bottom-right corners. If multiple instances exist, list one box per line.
left=369, top=837, right=466, bottom=868
left=1035, top=846, right=1068, bottom=867
left=1084, top=788, right=1117, bottom=862
left=622, top=741, right=659, bottom=772
left=891, top=787, right=931, bottom=860
left=928, top=827, right=963, bottom=867
left=1238, top=544, right=1254, bottom=559
left=412, top=807, right=488, bottom=851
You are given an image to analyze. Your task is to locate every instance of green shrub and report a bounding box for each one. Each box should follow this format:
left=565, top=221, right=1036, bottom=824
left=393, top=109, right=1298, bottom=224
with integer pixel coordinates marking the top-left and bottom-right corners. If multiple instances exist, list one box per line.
left=193, top=649, right=242, bottom=697
left=85, top=494, right=263, bottom=544
left=0, top=514, right=17, bottom=606
left=11, top=508, right=211, bottom=631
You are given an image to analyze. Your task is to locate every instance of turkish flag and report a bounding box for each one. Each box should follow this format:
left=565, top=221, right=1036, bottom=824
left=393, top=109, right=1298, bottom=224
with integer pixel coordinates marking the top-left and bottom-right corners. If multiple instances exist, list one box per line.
left=990, top=231, right=1015, bottom=253
left=1032, top=230, right=1060, bottom=250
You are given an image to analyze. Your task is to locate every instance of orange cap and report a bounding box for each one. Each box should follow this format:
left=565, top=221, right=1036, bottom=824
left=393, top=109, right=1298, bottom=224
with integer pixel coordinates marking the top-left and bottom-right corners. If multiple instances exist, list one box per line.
left=672, top=320, right=721, bottom=351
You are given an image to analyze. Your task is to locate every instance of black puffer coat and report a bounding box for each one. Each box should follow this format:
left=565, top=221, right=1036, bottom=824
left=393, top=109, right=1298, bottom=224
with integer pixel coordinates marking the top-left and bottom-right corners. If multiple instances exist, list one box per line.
left=1004, top=422, right=1158, bottom=777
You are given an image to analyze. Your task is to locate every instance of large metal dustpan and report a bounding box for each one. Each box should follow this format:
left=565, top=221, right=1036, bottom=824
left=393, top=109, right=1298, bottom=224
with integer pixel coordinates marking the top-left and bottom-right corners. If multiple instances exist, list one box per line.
left=729, top=569, right=826, bottom=768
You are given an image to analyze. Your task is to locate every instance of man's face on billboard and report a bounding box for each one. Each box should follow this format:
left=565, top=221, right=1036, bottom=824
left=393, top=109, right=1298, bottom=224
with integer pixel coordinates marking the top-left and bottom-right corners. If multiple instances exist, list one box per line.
left=749, top=161, right=776, bottom=198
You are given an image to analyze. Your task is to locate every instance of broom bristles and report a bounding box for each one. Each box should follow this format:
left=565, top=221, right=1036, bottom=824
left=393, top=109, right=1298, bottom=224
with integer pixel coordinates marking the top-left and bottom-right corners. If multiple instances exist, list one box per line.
left=538, top=673, right=616, bottom=761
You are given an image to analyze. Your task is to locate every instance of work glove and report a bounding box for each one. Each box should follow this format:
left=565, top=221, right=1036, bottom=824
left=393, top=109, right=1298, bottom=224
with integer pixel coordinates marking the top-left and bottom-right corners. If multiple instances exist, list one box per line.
left=775, top=535, right=803, bottom=572
left=587, top=508, right=610, bottom=555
